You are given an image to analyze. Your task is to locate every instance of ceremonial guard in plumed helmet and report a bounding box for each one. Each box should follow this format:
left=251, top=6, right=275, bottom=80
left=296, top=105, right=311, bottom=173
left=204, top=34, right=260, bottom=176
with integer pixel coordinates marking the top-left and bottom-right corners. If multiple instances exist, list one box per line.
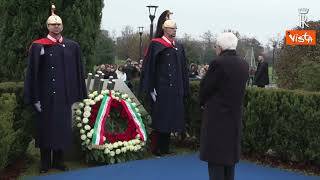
left=24, top=4, right=87, bottom=173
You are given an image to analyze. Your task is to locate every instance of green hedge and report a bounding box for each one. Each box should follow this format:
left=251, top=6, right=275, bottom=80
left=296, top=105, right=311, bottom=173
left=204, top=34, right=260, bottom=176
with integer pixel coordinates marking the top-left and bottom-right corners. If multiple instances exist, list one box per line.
left=0, top=82, right=34, bottom=170
left=132, top=80, right=320, bottom=165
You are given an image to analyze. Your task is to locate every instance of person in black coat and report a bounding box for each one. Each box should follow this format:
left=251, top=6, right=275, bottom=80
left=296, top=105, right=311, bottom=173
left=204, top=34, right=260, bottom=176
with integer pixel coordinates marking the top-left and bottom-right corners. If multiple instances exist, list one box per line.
left=141, top=19, right=189, bottom=156
left=24, top=4, right=87, bottom=173
left=199, top=32, right=249, bottom=180
left=254, top=55, right=269, bottom=88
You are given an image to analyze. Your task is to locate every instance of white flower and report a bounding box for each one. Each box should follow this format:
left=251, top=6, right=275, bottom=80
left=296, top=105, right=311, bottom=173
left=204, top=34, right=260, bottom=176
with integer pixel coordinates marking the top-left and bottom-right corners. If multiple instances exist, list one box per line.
left=76, top=110, right=82, bottom=116
left=88, top=94, right=94, bottom=99
left=121, top=94, right=129, bottom=99
left=78, top=103, right=85, bottom=108
left=87, top=132, right=92, bottom=138
left=113, top=143, right=119, bottom=149
left=131, top=103, right=137, bottom=107
left=98, top=94, right=104, bottom=99
left=101, top=90, right=109, bottom=95
left=136, top=145, right=141, bottom=150
left=132, top=139, right=137, bottom=145
left=85, top=100, right=91, bottom=106
left=121, top=147, right=127, bottom=153
left=90, top=100, right=95, bottom=105
left=94, top=97, right=100, bottom=102
left=118, top=141, right=123, bottom=146
left=92, top=91, right=98, bottom=96
left=86, top=139, right=90, bottom=145
left=111, top=90, right=115, bottom=94
left=130, top=140, right=136, bottom=145
left=84, top=125, right=91, bottom=130
left=127, top=98, right=132, bottom=103
left=129, top=146, right=135, bottom=151
left=137, top=113, right=141, bottom=117
left=115, top=97, right=120, bottom=101
left=82, top=118, right=89, bottom=124
left=80, top=129, right=85, bottom=134
left=123, top=141, right=128, bottom=147
left=77, top=123, right=82, bottom=128
left=90, top=129, right=94, bottom=134
left=83, top=111, right=91, bottom=118
left=110, top=151, right=115, bottom=156
left=81, top=134, right=87, bottom=141
left=115, top=149, right=121, bottom=154
left=84, top=106, right=91, bottom=112
left=133, top=146, right=138, bottom=152
left=141, top=142, right=146, bottom=146
left=104, top=148, right=110, bottom=154
left=75, top=116, right=81, bottom=121
left=135, top=108, right=139, bottom=112
left=136, top=134, right=141, bottom=139
left=107, top=144, right=113, bottom=150
left=87, top=145, right=92, bottom=150
left=101, top=90, right=107, bottom=95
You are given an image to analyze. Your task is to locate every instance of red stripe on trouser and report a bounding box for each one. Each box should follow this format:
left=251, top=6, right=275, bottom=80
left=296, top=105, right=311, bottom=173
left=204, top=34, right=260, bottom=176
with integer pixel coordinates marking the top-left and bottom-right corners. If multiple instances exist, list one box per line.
left=150, top=130, right=159, bottom=152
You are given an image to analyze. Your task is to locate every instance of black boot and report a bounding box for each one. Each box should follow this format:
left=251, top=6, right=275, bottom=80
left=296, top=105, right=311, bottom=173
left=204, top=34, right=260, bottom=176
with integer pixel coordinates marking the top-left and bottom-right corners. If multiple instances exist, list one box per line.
left=40, top=148, right=51, bottom=173
left=163, top=134, right=174, bottom=155
left=52, top=150, right=68, bottom=171
left=159, top=133, right=173, bottom=155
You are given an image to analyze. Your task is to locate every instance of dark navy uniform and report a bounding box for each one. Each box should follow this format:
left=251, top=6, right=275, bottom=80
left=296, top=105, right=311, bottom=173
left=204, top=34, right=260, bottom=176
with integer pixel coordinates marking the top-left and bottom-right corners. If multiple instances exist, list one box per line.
left=24, top=37, right=87, bottom=169
left=141, top=37, right=189, bottom=154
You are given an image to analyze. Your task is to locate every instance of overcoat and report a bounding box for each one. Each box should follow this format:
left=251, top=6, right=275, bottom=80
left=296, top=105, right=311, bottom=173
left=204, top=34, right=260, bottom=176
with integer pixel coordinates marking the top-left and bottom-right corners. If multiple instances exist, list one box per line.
left=199, top=50, right=249, bottom=165
left=254, top=61, right=269, bottom=87
left=24, top=37, right=87, bottom=149
left=141, top=38, right=189, bottom=133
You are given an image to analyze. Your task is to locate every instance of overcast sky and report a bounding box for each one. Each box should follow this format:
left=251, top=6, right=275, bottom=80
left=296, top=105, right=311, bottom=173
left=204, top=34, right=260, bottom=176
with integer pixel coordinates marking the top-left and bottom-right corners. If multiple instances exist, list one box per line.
left=101, top=0, right=319, bottom=45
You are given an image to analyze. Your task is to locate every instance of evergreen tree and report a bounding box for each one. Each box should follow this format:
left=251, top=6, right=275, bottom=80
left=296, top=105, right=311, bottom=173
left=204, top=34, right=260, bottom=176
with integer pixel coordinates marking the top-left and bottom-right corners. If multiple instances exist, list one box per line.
left=0, top=0, right=104, bottom=82
left=92, top=30, right=116, bottom=66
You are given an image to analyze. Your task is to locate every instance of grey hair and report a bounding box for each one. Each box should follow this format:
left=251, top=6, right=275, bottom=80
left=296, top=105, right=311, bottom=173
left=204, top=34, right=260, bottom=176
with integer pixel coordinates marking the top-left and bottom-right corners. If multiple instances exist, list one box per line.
left=216, top=32, right=238, bottom=50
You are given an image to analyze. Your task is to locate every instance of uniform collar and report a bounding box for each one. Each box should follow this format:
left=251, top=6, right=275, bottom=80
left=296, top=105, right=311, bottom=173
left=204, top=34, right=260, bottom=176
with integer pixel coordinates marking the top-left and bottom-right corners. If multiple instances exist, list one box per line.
left=162, top=36, right=175, bottom=46
left=47, top=34, right=63, bottom=43
left=219, top=50, right=237, bottom=56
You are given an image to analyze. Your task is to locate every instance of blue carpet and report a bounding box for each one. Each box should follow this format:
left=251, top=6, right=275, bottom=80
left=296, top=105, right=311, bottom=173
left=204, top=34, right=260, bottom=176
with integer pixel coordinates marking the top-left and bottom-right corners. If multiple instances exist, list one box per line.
left=28, top=154, right=319, bottom=180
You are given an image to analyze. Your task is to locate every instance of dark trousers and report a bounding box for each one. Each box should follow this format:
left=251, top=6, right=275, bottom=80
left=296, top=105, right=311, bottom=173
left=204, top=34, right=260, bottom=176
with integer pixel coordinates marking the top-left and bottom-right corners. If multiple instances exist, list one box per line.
left=40, top=148, right=64, bottom=169
left=150, top=130, right=170, bottom=154
left=208, top=163, right=235, bottom=180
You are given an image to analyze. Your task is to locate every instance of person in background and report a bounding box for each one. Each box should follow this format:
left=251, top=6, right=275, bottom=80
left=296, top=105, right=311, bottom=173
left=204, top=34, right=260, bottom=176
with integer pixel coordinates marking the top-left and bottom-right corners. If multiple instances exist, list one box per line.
left=254, top=55, right=269, bottom=88
left=116, top=65, right=127, bottom=82
left=189, top=63, right=199, bottom=79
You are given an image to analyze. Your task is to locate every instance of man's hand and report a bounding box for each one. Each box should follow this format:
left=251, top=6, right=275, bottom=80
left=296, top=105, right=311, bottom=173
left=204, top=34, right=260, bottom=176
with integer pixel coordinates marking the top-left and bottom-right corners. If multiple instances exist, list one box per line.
left=34, top=101, right=42, bottom=112
left=150, top=88, right=157, bottom=102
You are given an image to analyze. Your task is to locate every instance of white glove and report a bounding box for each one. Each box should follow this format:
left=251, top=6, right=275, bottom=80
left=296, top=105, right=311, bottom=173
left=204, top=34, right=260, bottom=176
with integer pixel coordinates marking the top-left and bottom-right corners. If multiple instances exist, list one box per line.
left=34, top=101, right=42, bottom=112
left=150, top=88, right=157, bottom=102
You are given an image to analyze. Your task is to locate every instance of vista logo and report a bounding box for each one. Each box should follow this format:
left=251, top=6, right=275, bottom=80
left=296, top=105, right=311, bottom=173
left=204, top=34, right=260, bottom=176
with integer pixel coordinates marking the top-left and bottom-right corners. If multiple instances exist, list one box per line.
left=286, top=30, right=316, bottom=46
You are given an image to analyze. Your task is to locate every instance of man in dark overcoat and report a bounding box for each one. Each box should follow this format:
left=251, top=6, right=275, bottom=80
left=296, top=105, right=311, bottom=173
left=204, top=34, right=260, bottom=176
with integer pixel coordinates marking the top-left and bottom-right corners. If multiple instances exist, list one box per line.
left=254, top=55, right=269, bottom=88
left=199, top=32, right=249, bottom=180
left=141, top=19, right=189, bottom=156
left=24, top=4, right=87, bottom=173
